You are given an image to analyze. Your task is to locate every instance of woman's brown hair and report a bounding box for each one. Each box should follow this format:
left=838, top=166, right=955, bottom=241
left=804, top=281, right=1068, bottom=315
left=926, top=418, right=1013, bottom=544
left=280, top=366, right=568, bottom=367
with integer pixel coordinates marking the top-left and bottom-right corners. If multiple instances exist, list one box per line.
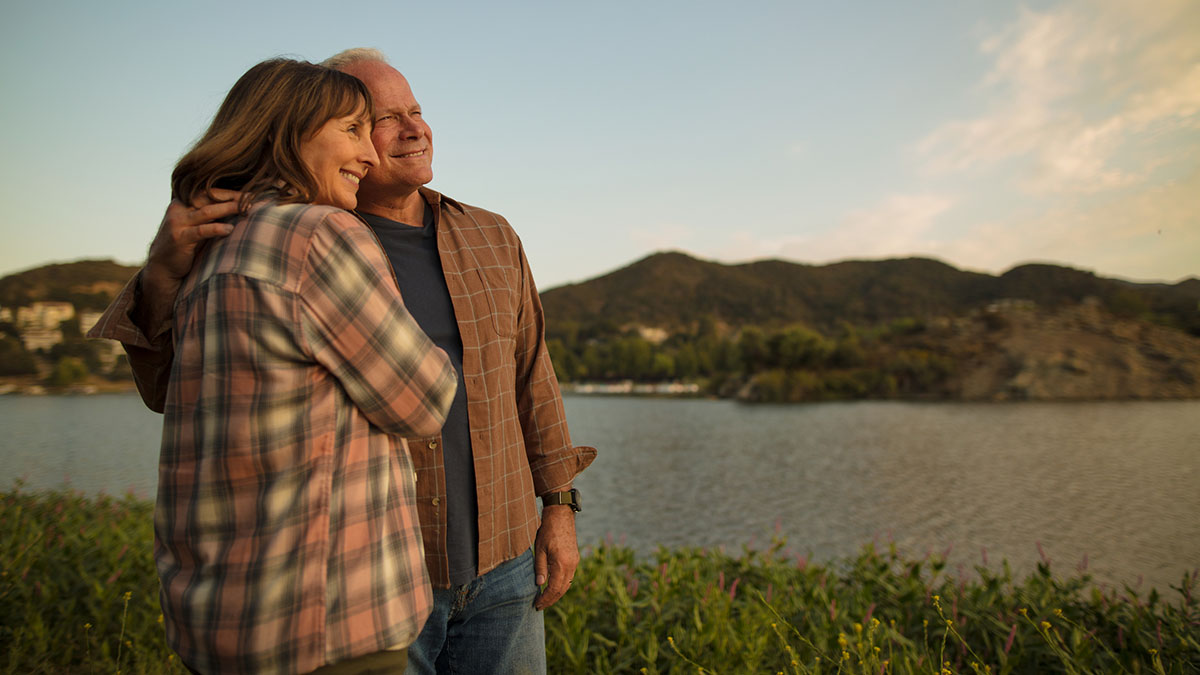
left=172, top=58, right=373, bottom=210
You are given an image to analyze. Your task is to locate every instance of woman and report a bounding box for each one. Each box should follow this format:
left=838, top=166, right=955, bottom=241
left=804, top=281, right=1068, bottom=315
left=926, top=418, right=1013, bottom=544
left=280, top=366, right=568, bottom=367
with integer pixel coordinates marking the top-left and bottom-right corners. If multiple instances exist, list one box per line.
left=157, top=59, right=456, bottom=675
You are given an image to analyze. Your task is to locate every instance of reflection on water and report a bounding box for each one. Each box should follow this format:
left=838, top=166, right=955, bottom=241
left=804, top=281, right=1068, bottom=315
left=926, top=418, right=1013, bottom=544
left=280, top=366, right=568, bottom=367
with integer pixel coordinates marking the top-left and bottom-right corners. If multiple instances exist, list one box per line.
left=2, top=393, right=1197, bottom=592
left=564, top=396, right=1200, bottom=594
left=1, top=394, right=162, bottom=499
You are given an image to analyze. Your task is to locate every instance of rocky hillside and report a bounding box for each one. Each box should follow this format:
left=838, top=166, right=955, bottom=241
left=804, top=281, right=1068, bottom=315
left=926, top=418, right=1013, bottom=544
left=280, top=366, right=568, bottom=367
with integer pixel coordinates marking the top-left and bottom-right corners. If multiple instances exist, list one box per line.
left=934, top=300, right=1199, bottom=400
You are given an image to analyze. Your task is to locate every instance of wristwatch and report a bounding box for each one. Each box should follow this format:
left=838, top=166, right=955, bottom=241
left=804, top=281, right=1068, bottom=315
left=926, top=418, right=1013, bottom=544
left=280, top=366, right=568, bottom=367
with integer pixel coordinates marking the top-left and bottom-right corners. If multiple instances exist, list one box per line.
left=541, top=488, right=582, bottom=513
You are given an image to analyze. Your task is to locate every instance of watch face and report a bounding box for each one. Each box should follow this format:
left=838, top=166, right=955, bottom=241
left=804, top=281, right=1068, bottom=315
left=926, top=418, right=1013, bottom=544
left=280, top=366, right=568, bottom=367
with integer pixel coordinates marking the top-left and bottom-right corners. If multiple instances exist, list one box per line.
left=571, top=488, right=582, bottom=512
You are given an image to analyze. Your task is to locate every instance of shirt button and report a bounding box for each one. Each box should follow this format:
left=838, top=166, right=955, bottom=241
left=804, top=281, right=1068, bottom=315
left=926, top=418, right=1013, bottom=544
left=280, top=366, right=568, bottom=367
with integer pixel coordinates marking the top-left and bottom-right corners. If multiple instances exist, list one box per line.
left=428, top=440, right=438, bottom=449
left=432, top=497, right=440, bottom=506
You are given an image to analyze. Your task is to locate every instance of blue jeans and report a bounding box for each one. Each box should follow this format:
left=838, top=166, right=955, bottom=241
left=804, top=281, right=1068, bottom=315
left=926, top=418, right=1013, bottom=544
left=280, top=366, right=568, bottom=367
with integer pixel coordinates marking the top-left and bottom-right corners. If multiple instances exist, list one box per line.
left=406, top=549, right=545, bottom=675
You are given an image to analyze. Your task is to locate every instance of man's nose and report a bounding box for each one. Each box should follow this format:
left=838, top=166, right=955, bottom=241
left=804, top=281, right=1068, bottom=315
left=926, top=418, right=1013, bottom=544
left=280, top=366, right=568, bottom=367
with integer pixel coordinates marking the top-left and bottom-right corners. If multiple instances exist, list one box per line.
left=396, top=115, right=423, bottom=139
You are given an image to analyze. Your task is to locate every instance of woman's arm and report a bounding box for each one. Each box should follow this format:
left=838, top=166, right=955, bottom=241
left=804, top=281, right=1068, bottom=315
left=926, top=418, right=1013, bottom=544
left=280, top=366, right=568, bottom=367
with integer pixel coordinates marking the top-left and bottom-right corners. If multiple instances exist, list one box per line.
left=299, top=210, right=457, bottom=437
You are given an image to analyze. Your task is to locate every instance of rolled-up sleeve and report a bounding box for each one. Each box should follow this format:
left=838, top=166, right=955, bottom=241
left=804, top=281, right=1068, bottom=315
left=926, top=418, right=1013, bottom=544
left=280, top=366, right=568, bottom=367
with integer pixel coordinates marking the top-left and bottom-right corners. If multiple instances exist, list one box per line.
left=511, top=243, right=596, bottom=494
left=85, top=270, right=174, bottom=413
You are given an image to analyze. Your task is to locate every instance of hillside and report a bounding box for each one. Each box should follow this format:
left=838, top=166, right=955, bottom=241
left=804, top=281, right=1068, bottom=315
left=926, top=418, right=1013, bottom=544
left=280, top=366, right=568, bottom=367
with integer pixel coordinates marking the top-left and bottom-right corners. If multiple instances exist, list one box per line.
left=3, top=255, right=1198, bottom=401
left=540, top=251, right=1200, bottom=337
left=0, top=259, right=140, bottom=311
left=539, top=252, right=1200, bottom=401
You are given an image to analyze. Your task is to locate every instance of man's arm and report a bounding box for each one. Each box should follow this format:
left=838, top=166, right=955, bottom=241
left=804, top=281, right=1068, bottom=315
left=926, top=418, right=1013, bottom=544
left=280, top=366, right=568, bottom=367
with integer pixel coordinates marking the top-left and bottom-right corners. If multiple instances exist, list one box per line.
left=87, top=192, right=240, bottom=411
left=505, top=242, right=597, bottom=610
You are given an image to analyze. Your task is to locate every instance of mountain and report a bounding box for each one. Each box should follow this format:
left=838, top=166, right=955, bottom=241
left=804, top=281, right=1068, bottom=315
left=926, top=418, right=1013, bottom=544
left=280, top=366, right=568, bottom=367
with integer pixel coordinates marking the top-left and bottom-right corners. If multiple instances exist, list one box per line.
left=540, top=251, right=1200, bottom=336
left=0, top=259, right=140, bottom=311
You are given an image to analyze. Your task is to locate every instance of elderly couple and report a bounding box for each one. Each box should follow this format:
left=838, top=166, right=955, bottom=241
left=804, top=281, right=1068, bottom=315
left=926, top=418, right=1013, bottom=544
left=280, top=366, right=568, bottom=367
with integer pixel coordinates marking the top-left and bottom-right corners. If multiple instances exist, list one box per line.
left=90, top=49, right=595, bottom=675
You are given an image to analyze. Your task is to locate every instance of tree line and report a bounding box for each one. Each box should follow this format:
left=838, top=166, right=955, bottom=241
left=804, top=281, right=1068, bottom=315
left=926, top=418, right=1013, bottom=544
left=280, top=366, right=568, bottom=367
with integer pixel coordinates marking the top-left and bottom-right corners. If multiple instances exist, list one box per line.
left=546, top=315, right=957, bottom=402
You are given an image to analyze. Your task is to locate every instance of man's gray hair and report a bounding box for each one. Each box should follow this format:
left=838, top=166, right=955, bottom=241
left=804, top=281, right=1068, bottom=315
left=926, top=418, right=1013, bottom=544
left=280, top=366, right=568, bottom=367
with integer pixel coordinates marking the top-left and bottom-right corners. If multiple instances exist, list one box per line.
left=321, top=48, right=389, bottom=70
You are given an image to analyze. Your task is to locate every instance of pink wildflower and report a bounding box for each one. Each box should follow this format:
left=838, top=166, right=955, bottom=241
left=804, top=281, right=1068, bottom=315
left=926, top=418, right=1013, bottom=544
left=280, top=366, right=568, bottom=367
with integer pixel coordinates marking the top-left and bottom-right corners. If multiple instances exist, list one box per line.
left=1036, top=541, right=1050, bottom=564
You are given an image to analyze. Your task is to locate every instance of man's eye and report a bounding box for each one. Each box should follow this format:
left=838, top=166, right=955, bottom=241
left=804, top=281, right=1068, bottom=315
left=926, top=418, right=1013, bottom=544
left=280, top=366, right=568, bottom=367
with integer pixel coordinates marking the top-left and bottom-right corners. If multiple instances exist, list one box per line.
left=376, top=115, right=394, bottom=123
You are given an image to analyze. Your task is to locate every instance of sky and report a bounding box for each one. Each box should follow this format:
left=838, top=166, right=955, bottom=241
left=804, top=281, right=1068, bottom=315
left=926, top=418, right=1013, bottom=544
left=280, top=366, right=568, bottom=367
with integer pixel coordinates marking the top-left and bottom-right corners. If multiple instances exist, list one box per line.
left=1, top=0, right=1197, bottom=290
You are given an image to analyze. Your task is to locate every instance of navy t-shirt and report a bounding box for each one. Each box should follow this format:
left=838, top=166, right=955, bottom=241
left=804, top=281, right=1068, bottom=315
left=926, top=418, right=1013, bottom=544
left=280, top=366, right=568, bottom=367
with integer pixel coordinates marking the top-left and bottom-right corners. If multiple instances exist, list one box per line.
left=361, top=208, right=479, bottom=585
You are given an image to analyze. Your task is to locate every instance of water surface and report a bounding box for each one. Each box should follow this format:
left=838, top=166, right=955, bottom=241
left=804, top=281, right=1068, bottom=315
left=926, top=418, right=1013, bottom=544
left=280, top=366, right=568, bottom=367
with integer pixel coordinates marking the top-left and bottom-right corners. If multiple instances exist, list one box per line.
left=2, top=393, right=1196, bottom=593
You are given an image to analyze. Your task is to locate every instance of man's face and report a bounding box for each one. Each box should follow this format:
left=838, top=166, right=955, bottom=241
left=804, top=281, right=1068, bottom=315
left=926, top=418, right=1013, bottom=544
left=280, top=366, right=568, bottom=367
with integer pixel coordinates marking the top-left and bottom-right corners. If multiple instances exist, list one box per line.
left=338, top=61, right=433, bottom=199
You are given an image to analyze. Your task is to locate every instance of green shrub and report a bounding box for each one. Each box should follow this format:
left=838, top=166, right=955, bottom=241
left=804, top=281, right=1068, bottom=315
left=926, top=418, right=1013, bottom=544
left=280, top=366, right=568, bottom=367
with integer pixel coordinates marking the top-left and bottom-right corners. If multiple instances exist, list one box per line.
left=3, top=487, right=1197, bottom=674
left=550, top=541, right=1199, bottom=673
left=1, top=484, right=185, bottom=674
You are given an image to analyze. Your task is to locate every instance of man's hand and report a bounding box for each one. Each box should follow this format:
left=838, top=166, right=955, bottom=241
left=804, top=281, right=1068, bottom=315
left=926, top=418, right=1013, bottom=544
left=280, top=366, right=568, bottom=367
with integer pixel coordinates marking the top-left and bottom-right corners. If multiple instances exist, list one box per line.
left=135, top=190, right=242, bottom=337
left=533, top=505, right=580, bottom=610
left=144, top=189, right=242, bottom=291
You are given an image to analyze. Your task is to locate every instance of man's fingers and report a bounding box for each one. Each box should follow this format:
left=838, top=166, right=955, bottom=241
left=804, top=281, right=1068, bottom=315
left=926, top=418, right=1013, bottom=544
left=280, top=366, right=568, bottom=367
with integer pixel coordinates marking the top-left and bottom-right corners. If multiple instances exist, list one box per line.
left=189, top=199, right=243, bottom=224
left=180, top=221, right=235, bottom=243
left=188, top=188, right=244, bottom=209
left=534, top=565, right=570, bottom=610
left=207, top=187, right=243, bottom=202
left=534, top=547, right=548, bottom=587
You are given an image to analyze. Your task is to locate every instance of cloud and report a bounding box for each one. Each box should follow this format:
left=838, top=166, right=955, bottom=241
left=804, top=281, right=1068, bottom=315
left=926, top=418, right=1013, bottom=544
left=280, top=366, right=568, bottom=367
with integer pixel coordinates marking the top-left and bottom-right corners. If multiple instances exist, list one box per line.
left=699, top=171, right=1198, bottom=283
left=936, top=169, right=1200, bottom=281
left=703, top=193, right=954, bottom=265
left=918, top=0, right=1200, bottom=194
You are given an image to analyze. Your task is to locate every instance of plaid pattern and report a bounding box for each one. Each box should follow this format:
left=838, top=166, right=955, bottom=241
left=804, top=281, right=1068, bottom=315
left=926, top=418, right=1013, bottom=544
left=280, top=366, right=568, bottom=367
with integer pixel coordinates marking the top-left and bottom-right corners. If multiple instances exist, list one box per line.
left=402, top=189, right=596, bottom=586
left=96, top=201, right=457, bottom=674
left=89, top=188, right=596, bottom=590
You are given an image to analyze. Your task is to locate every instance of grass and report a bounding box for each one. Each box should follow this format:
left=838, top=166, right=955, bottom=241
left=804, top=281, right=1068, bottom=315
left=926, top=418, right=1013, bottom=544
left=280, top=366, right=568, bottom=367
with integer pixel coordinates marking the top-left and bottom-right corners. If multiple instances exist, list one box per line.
left=2, top=485, right=1197, bottom=674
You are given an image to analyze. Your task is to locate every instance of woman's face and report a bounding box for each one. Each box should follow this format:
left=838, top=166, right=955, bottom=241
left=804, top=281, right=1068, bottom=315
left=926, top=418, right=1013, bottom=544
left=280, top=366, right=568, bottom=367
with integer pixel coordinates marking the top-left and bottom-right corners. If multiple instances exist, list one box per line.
left=299, top=107, right=379, bottom=210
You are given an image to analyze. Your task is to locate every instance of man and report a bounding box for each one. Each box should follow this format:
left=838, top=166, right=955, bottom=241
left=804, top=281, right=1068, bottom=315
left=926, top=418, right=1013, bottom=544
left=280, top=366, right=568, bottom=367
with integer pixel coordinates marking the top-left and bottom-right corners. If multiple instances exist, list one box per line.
left=90, top=49, right=595, bottom=674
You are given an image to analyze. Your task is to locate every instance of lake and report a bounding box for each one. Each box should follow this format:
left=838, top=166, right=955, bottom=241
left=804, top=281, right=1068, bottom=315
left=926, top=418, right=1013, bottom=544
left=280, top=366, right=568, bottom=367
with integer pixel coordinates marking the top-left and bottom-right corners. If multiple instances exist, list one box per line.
left=2, top=393, right=1197, bottom=594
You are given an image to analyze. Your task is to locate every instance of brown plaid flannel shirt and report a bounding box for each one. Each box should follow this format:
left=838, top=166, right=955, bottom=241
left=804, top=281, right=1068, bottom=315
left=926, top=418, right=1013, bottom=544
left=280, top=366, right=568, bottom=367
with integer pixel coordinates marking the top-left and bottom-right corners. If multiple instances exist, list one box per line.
left=90, top=188, right=596, bottom=590
left=91, top=201, right=457, bottom=673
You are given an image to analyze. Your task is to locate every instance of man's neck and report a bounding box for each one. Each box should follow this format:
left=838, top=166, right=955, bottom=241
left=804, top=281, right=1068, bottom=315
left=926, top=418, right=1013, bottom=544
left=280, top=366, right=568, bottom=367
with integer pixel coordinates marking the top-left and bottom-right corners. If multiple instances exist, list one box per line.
left=357, top=189, right=425, bottom=227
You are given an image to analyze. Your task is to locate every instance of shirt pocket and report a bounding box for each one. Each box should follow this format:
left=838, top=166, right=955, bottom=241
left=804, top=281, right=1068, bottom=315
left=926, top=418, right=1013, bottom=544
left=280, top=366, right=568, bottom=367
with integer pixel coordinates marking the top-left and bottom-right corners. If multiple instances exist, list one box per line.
left=473, top=267, right=518, bottom=338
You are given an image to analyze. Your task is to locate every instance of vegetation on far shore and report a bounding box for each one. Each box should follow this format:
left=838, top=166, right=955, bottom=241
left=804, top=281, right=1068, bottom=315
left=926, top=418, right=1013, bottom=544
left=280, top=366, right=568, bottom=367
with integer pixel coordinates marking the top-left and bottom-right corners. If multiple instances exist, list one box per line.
left=3, top=486, right=1197, bottom=674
